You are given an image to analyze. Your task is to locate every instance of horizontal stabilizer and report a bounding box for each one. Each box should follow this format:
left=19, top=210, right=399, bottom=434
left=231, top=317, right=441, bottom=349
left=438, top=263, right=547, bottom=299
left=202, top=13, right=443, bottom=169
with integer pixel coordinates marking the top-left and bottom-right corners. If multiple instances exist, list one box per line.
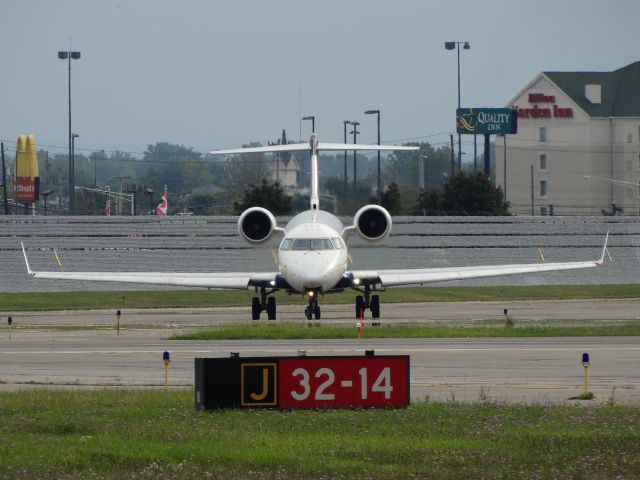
left=210, top=142, right=419, bottom=156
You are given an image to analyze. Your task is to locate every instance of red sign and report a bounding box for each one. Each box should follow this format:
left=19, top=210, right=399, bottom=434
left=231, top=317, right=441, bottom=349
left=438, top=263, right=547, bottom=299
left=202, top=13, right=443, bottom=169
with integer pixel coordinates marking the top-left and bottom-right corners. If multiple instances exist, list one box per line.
left=518, top=92, right=574, bottom=119
left=279, top=356, right=409, bottom=409
left=528, top=93, right=555, bottom=103
left=13, top=177, right=39, bottom=202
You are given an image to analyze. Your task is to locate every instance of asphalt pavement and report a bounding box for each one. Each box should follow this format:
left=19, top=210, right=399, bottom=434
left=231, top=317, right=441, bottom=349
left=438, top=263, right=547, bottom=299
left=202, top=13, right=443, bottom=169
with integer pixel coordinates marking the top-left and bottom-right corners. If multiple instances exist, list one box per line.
left=1, top=300, right=639, bottom=405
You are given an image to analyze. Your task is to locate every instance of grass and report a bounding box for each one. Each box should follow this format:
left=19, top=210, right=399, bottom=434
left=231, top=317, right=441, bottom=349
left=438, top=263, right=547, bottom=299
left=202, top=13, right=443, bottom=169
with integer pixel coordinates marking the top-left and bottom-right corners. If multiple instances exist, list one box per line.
left=172, top=322, right=640, bottom=340
left=2, top=284, right=640, bottom=311
left=0, top=390, right=638, bottom=479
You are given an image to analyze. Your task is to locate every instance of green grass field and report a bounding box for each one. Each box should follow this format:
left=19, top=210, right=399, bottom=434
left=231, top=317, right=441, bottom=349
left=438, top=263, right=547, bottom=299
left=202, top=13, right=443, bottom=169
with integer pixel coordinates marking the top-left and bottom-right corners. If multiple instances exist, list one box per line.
left=0, top=390, right=638, bottom=479
left=172, top=322, right=640, bottom=340
left=2, top=284, right=640, bottom=311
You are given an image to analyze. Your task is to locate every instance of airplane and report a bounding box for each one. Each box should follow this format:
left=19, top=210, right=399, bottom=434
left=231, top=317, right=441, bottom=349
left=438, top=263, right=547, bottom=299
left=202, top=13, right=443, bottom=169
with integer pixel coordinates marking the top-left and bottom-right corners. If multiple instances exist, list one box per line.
left=22, top=133, right=608, bottom=321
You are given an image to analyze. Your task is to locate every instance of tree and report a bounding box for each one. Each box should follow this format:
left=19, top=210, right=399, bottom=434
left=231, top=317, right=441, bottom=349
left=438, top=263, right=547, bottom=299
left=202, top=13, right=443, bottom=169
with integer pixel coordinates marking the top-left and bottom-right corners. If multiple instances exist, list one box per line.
left=380, top=182, right=402, bottom=214
left=415, top=172, right=509, bottom=216
left=386, top=143, right=451, bottom=190
left=414, top=189, right=444, bottom=215
left=233, top=180, right=293, bottom=215
left=143, top=142, right=219, bottom=193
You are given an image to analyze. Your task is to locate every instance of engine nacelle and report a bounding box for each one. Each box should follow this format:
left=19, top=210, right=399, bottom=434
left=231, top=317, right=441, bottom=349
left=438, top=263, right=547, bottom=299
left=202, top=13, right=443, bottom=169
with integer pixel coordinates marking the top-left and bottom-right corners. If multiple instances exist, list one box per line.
left=238, top=207, right=278, bottom=244
left=352, top=205, right=392, bottom=243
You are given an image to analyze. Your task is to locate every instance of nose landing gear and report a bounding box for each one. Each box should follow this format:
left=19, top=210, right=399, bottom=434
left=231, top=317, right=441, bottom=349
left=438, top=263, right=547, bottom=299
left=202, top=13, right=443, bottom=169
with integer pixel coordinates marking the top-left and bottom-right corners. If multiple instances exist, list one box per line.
left=304, top=291, right=321, bottom=320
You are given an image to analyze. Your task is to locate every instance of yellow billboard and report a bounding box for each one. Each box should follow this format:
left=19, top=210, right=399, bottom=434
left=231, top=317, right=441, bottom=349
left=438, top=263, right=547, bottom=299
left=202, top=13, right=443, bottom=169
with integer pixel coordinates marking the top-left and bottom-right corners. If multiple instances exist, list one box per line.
left=13, top=135, right=40, bottom=202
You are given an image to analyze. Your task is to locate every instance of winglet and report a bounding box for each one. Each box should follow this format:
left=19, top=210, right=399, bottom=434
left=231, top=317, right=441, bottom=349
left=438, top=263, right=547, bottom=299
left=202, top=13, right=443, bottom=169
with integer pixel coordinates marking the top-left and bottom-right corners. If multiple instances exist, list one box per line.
left=596, top=231, right=609, bottom=266
left=21, top=242, right=34, bottom=275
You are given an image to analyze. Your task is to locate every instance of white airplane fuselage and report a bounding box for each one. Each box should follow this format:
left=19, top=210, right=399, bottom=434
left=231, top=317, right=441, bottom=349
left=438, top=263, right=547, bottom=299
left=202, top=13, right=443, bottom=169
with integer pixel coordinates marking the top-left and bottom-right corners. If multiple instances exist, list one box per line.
left=278, top=209, right=349, bottom=293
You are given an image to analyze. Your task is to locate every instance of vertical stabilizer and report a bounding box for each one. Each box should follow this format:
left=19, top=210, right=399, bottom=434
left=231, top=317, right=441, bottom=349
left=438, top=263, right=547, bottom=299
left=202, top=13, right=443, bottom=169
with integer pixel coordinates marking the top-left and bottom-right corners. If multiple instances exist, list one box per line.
left=310, top=133, right=319, bottom=210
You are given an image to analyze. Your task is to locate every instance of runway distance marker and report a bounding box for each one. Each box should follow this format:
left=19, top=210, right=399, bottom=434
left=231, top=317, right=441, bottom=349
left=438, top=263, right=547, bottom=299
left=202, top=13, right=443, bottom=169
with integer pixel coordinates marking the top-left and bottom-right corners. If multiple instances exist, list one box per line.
left=195, top=355, right=409, bottom=410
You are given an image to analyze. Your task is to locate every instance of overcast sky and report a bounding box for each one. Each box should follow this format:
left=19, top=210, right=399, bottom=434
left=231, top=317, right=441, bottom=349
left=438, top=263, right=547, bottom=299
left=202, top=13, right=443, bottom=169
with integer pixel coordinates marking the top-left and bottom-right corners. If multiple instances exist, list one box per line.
left=1, top=0, right=638, bottom=159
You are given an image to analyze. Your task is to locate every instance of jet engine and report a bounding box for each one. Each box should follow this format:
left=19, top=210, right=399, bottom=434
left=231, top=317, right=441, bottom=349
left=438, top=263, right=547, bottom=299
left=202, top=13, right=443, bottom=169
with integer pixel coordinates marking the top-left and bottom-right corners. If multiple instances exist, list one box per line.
left=238, top=207, right=278, bottom=244
left=352, top=204, right=392, bottom=243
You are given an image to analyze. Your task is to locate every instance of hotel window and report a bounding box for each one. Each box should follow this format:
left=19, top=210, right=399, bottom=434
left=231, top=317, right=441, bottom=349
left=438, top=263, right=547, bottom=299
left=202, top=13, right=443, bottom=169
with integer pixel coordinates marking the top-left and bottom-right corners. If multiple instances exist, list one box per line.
left=539, top=153, right=548, bottom=170
left=539, top=179, right=548, bottom=197
left=539, top=127, right=547, bottom=142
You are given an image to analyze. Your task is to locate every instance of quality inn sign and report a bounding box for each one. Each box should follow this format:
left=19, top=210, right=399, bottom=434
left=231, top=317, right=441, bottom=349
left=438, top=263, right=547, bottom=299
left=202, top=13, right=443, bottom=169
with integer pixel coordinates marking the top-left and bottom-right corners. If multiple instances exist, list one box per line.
left=456, top=108, right=518, bottom=135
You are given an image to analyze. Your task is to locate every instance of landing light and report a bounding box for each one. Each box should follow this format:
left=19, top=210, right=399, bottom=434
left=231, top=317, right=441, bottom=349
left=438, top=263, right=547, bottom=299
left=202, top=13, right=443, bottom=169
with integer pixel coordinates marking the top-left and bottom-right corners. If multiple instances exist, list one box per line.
left=308, top=290, right=315, bottom=297
left=270, top=280, right=276, bottom=286
left=353, top=278, right=361, bottom=285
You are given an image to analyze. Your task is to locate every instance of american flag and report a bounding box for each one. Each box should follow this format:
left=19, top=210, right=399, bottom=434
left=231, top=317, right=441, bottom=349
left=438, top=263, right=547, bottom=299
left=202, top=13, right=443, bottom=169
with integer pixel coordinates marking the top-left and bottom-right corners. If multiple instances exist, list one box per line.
left=156, top=187, right=167, bottom=217
left=104, top=198, right=111, bottom=216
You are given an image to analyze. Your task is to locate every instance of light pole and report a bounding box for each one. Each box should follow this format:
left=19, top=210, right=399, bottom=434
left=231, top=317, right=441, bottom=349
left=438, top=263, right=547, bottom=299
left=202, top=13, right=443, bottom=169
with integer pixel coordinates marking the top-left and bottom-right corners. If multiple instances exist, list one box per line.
left=302, top=115, right=315, bottom=134
left=418, top=154, right=428, bottom=190
left=41, top=189, right=54, bottom=216
left=71, top=133, right=79, bottom=210
left=445, top=41, right=470, bottom=173
left=58, top=49, right=81, bottom=214
left=365, top=109, right=381, bottom=202
left=350, top=122, right=360, bottom=190
left=343, top=120, right=351, bottom=206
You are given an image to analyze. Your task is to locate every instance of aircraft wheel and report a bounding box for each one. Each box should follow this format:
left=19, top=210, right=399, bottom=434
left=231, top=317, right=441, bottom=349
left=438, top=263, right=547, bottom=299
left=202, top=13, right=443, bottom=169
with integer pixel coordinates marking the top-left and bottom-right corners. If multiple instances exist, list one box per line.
left=305, top=306, right=312, bottom=320
left=371, top=294, right=380, bottom=319
left=314, top=305, right=321, bottom=320
left=267, top=297, right=276, bottom=320
left=355, top=295, right=364, bottom=318
left=251, top=297, right=261, bottom=320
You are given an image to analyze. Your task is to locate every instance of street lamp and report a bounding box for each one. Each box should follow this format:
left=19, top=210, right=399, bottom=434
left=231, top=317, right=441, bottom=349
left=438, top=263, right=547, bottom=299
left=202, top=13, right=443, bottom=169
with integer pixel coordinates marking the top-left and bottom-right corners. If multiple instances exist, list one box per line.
left=302, top=115, right=315, bottom=134
left=41, top=189, right=54, bottom=216
left=350, top=121, right=360, bottom=190
left=71, top=133, right=79, bottom=211
left=365, top=109, right=381, bottom=202
left=417, top=154, right=428, bottom=190
left=343, top=120, right=351, bottom=203
left=444, top=41, right=470, bottom=172
left=58, top=49, right=81, bottom=214
left=144, top=187, right=154, bottom=215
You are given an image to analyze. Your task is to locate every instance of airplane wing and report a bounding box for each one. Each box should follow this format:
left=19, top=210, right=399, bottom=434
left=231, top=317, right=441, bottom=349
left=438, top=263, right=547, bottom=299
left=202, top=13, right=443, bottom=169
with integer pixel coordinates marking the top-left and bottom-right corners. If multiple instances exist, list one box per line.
left=349, top=233, right=609, bottom=287
left=21, top=243, right=277, bottom=289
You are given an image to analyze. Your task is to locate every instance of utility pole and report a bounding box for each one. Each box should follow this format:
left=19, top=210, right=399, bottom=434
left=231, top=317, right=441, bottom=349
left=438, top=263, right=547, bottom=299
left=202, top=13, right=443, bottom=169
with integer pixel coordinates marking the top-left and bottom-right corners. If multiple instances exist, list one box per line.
left=1, top=142, right=8, bottom=215
left=116, top=175, right=129, bottom=216
left=351, top=122, right=360, bottom=189
left=450, top=134, right=455, bottom=176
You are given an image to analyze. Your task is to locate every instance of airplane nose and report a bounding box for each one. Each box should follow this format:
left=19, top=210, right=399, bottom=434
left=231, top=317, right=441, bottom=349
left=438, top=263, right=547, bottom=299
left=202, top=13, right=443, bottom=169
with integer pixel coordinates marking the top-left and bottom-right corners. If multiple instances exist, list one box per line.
left=298, top=265, right=328, bottom=289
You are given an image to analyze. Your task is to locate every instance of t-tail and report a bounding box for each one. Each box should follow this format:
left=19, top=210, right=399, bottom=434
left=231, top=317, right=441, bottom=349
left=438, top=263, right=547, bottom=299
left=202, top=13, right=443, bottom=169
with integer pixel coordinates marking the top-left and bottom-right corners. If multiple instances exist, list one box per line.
left=209, top=134, right=418, bottom=213
left=309, top=133, right=319, bottom=210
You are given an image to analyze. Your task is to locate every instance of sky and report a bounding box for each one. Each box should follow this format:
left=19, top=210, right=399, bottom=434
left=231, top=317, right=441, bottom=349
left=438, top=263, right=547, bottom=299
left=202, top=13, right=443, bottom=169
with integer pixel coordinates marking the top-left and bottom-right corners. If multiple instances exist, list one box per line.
left=1, top=0, right=639, bottom=160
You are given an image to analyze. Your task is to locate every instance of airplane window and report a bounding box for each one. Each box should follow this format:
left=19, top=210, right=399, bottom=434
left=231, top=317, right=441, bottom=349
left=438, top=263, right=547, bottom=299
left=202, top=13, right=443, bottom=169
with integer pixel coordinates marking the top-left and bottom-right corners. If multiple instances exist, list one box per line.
left=280, top=238, right=293, bottom=250
left=292, top=239, right=311, bottom=250
left=331, top=238, right=344, bottom=249
left=291, top=238, right=335, bottom=250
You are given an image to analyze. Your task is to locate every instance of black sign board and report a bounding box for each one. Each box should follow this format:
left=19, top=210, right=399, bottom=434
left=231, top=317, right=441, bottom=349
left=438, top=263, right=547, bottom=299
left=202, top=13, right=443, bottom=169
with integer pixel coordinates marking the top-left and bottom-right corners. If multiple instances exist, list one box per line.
left=195, top=355, right=410, bottom=410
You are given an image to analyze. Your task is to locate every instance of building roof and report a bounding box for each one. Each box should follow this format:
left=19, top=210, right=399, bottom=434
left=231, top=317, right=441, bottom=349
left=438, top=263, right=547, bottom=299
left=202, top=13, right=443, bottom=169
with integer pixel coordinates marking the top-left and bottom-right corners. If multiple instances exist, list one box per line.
left=544, top=61, right=640, bottom=117
left=274, top=129, right=295, bottom=167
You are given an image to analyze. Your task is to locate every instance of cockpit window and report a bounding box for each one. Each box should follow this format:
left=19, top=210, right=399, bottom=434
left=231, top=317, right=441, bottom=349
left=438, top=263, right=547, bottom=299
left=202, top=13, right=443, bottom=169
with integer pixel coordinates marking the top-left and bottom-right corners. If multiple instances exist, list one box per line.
left=280, top=238, right=293, bottom=250
left=331, top=237, right=345, bottom=249
left=289, top=238, right=335, bottom=251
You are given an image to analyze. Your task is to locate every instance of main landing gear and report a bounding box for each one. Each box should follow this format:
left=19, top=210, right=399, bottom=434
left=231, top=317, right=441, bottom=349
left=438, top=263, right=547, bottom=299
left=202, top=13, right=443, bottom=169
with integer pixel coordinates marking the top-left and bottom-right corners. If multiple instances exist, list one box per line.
left=354, top=284, right=380, bottom=319
left=251, top=287, right=277, bottom=320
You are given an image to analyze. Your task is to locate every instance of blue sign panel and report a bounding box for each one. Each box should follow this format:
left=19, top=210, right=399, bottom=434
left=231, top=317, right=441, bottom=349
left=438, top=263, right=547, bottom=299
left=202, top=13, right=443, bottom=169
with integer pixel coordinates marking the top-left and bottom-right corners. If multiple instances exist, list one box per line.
left=457, top=108, right=518, bottom=135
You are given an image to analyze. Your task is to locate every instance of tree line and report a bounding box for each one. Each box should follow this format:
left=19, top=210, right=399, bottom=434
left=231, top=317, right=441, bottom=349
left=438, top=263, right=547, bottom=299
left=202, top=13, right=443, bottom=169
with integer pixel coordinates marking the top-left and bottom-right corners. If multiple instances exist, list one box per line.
left=13, top=140, right=507, bottom=216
